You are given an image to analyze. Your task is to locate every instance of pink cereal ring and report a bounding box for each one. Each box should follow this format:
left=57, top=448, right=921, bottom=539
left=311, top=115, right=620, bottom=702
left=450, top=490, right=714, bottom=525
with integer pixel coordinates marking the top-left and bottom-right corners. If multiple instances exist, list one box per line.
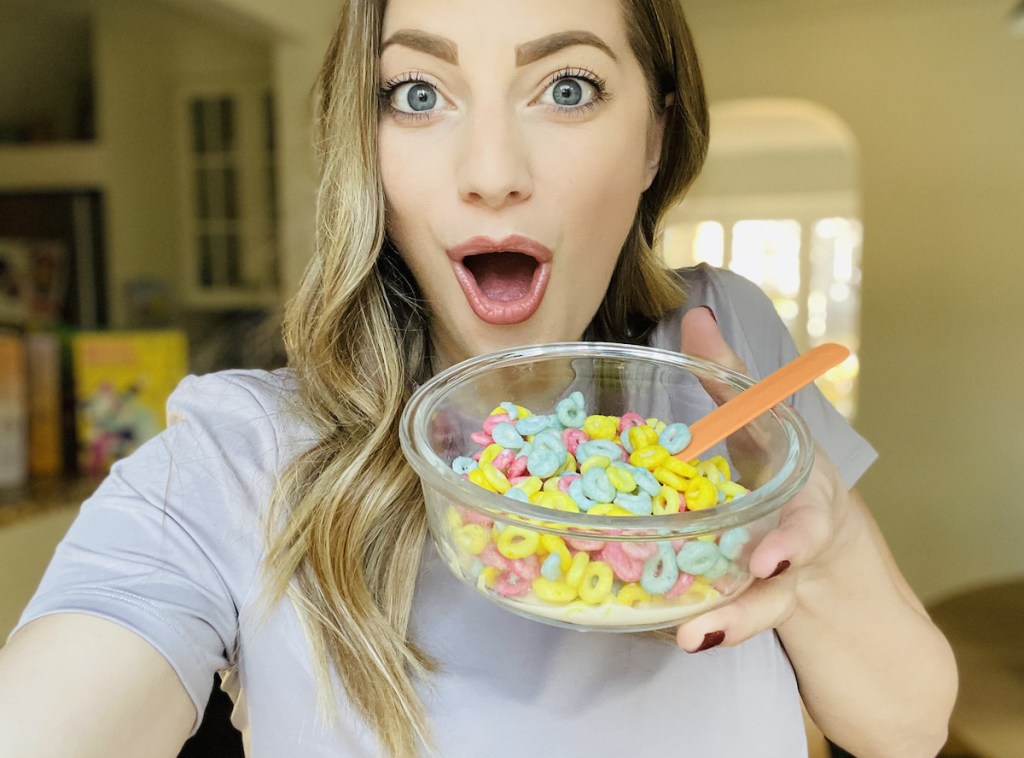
left=456, top=505, right=493, bottom=528
left=670, top=538, right=688, bottom=552
left=491, top=449, right=516, bottom=473
left=480, top=544, right=511, bottom=570
left=599, top=542, right=645, bottom=582
left=664, top=571, right=697, bottom=598
left=562, top=428, right=589, bottom=456
left=494, top=570, right=532, bottom=597
left=482, top=413, right=513, bottom=435
left=566, top=537, right=605, bottom=552
left=621, top=541, right=658, bottom=560
left=509, top=554, right=540, bottom=581
left=558, top=474, right=582, bottom=493
left=470, top=431, right=494, bottom=447
left=618, top=412, right=646, bottom=434
left=507, top=455, right=529, bottom=479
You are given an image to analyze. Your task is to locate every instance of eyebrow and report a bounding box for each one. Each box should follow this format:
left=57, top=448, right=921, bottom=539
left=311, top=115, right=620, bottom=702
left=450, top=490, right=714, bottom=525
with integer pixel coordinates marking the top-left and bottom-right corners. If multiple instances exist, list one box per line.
left=380, top=29, right=618, bottom=67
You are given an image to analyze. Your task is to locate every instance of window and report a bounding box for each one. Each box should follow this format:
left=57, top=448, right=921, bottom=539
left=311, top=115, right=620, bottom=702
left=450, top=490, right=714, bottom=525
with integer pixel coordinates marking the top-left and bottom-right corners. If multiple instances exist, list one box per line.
left=178, top=82, right=278, bottom=308
left=664, top=99, right=863, bottom=418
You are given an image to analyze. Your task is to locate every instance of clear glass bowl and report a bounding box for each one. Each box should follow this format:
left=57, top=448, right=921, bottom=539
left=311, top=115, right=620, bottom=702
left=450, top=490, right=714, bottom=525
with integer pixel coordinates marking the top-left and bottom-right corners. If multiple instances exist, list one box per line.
left=400, top=342, right=814, bottom=632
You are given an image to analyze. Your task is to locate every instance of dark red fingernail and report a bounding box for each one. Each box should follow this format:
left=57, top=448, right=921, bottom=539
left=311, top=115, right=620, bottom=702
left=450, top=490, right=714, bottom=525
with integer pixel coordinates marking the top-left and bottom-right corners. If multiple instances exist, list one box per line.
left=768, top=560, right=791, bottom=579
left=694, top=631, right=725, bottom=652
left=700, top=305, right=718, bottom=323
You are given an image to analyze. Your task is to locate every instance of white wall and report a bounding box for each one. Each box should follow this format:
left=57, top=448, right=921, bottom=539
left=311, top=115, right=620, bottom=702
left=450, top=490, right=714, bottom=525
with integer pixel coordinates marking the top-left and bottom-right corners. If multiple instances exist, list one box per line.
left=683, top=0, right=1024, bottom=603
left=93, top=0, right=271, bottom=325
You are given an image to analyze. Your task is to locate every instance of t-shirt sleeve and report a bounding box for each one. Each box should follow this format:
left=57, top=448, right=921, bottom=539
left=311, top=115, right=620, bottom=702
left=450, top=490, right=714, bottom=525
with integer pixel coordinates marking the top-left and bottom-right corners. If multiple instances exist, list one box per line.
left=9, top=372, right=283, bottom=734
left=693, top=267, right=877, bottom=488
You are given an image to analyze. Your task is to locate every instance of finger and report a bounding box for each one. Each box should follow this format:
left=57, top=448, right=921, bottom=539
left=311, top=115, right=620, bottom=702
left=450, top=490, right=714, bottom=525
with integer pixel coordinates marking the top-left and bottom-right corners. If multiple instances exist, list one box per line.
left=747, top=490, right=834, bottom=579
left=675, top=573, right=798, bottom=652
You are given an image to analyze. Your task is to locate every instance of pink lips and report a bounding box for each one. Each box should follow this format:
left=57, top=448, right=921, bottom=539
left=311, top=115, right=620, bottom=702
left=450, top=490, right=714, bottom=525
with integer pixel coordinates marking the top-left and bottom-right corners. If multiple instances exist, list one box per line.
left=447, top=235, right=552, bottom=325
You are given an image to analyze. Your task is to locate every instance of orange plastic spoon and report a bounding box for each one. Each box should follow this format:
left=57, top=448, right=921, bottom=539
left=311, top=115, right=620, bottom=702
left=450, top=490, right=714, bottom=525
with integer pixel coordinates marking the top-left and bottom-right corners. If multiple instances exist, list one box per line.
left=674, top=342, right=850, bottom=461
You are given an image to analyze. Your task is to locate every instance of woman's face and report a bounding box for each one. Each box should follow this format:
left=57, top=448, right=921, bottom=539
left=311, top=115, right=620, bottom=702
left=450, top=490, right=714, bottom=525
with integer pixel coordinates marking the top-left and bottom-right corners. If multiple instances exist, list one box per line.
left=379, top=0, right=664, bottom=369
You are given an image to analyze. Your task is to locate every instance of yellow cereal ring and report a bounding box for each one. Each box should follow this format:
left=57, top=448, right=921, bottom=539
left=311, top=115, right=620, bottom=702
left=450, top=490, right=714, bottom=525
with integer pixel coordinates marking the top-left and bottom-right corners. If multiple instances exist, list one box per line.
left=685, top=476, right=718, bottom=510
left=584, top=415, right=619, bottom=440
left=479, top=461, right=510, bottom=494
left=578, top=561, right=614, bottom=604
left=496, top=526, right=540, bottom=559
left=445, top=506, right=463, bottom=530
left=477, top=566, right=499, bottom=590
left=540, top=534, right=572, bottom=571
left=515, top=476, right=542, bottom=496
left=454, top=524, right=489, bottom=555
left=559, top=452, right=578, bottom=474
left=709, top=455, right=731, bottom=481
left=630, top=444, right=670, bottom=470
left=532, top=577, right=577, bottom=604
left=653, top=466, right=688, bottom=492
left=468, top=467, right=496, bottom=492
left=652, top=484, right=682, bottom=515
left=536, top=492, right=579, bottom=513
left=697, top=460, right=724, bottom=484
left=586, top=503, right=634, bottom=517
left=565, top=551, right=591, bottom=588
left=542, top=476, right=562, bottom=493
left=645, top=417, right=667, bottom=434
left=627, top=425, right=659, bottom=451
left=617, top=582, right=651, bottom=606
left=479, top=443, right=504, bottom=465
left=580, top=454, right=611, bottom=474
left=606, top=466, right=637, bottom=493
left=661, top=456, right=698, bottom=479
left=717, top=481, right=748, bottom=499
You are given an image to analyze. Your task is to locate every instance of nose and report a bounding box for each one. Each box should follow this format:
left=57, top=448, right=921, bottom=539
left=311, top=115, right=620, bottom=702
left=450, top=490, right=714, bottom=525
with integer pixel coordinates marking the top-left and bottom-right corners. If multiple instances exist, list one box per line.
left=455, top=106, right=533, bottom=209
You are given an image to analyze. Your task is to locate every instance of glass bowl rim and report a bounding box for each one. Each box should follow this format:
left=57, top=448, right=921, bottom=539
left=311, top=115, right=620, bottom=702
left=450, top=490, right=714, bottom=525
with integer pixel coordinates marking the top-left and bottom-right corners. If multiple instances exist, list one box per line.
left=400, top=341, right=815, bottom=539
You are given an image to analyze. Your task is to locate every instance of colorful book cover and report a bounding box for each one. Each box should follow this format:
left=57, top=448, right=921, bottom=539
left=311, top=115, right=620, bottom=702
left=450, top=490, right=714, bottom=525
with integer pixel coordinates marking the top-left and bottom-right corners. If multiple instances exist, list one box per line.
left=70, top=330, right=189, bottom=476
left=0, top=330, right=28, bottom=488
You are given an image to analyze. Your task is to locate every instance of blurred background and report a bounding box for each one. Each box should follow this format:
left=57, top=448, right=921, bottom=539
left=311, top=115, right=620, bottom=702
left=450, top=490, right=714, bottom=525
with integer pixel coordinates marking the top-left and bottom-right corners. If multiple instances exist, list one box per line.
left=0, top=0, right=1021, bottom=756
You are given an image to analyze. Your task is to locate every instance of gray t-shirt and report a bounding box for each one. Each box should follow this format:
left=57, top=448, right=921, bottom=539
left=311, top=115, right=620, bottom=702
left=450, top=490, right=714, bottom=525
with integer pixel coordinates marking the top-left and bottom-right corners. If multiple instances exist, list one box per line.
left=13, top=266, right=875, bottom=757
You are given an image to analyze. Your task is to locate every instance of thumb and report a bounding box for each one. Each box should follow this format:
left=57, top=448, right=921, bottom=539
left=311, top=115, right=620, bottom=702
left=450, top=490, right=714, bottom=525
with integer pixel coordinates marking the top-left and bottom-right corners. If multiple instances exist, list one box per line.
left=680, top=306, right=745, bottom=374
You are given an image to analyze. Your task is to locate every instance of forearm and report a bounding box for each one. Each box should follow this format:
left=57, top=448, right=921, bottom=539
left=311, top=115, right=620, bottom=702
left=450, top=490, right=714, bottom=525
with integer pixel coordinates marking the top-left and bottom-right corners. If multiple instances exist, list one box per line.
left=778, top=490, right=957, bottom=757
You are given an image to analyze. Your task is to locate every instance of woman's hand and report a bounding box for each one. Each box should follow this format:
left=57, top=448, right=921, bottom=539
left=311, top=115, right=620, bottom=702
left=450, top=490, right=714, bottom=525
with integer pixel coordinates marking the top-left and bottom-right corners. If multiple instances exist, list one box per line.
left=674, top=305, right=957, bottom=757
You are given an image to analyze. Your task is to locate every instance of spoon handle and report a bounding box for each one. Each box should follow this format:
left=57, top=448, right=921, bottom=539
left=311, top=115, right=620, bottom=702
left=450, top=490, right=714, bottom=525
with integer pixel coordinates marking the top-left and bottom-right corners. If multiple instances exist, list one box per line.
left=675, top=342, right=850, bottom=462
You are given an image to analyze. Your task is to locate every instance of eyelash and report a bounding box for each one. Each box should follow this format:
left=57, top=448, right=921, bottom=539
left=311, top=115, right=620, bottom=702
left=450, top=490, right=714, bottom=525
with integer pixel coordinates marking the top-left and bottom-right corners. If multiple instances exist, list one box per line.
left=377, top=66, right=611, bottom=121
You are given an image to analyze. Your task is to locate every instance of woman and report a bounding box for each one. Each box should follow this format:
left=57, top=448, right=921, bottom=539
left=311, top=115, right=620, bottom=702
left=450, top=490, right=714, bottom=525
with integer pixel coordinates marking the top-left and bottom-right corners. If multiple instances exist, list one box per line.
left=0, top=0, right=956, bottom=756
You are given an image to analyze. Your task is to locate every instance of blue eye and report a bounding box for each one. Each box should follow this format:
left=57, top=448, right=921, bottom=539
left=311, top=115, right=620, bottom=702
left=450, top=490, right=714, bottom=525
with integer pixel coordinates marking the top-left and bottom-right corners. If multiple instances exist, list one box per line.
left=389, top=81, right=447, bottom=114
left=540, top=76, right=600, bottom=109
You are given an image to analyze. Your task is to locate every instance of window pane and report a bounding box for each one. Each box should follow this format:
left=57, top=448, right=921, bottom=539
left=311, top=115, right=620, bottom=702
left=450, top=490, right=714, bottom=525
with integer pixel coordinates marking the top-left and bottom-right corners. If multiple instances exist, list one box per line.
left=731, top=219, right=802, bottom=330
left=191, top=100, right=206, bottom=154
left=219, top=97, right=234, bottom=151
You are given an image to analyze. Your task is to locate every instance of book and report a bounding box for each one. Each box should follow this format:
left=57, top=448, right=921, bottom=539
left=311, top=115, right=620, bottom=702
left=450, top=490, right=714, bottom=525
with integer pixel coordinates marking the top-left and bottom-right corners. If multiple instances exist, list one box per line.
left=70, top=330, right=189, bottom=475
left=26, top=331, right=64, bottom=477
left=0, top=330, right=28, bottom=488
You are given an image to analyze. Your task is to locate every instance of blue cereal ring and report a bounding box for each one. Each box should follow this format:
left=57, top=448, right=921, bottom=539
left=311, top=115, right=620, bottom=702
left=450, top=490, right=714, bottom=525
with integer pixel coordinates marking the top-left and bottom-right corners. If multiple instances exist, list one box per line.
left=614, top=491, right=653, bottom=515
left=453, top=456, right=478, bottom=475
left=582, top=467, right=615, bottom=504
left=718, top=527, right=751, bottom=561
left=516, top=414, right=552, bottom=436
left=676, top=540, right=721, bottom=575
left=630, top=466, right=662, bottom=497
left=641, top=542, right=680, bottom=595
left=576, top=439, right=623, bottom=462
left=527, top=449, right=561, bottom=479
left=499, top=402, right=520, bottom=420
left=505, top=487, right=531, bottom=503
left=491, top=423, right=525, bottom=450
left=555, top=396, right=586, bottom=429
left=568, top=478, right=597, bottom=512
left=658, top=422, right=692, bottom=455
left=703, top=555, right=731, bottom=580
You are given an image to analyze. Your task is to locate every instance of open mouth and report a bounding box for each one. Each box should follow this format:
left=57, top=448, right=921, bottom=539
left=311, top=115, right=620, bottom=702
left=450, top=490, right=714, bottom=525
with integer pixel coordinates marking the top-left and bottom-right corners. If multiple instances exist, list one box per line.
left=448, top=236, right=552, bottom=325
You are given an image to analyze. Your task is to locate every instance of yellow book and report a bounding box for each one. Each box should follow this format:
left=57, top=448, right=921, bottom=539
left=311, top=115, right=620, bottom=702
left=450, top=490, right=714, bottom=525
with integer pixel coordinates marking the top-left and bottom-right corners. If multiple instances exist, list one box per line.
left=71, top=330, right=188, bottom=475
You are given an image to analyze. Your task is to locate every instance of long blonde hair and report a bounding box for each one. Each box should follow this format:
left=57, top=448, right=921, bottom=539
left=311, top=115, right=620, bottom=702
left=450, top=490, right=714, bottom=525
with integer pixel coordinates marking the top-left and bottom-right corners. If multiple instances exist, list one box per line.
left=261, top=1, right=709, bottom=755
